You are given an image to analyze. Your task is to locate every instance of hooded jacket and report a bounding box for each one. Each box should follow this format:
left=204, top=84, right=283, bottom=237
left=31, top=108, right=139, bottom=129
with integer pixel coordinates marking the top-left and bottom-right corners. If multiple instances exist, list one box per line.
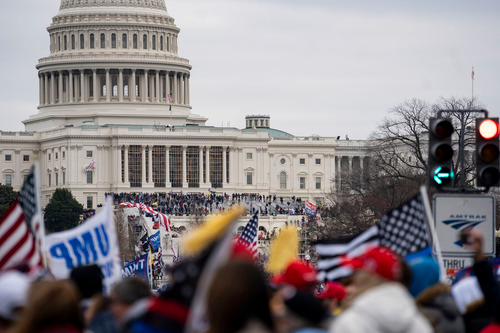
left=329, top=282, right=432, bottom=333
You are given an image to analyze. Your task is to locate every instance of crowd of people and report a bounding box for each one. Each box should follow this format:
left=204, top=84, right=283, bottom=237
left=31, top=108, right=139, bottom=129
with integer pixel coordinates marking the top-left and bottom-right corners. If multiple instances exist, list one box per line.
left=106, top=192, right=306, bottom=216
left=2, top=226, right=500, bottom=333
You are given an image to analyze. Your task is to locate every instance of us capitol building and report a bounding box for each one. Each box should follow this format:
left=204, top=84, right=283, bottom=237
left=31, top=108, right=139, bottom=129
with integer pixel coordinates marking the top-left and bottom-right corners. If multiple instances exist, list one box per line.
left=0, top=0, right=371, bottom=209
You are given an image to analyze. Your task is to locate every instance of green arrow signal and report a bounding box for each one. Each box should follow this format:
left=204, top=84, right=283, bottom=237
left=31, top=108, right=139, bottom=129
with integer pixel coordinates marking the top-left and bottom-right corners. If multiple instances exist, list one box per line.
left=433, top=166, right=454, bottom=185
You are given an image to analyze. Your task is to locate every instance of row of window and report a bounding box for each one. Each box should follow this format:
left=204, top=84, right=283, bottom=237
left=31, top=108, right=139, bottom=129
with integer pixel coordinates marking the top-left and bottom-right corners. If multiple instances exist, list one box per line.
left=245, top=172, right=322, bottom=189
left=47, top=150, right=93, bottom=161
left=52, top=32, right=174, bottom=52
left=4, top=155, right=31, bottom=162
left=245, top=153, right=322, bottom=165
left=47, top=171, right=68, bottom=187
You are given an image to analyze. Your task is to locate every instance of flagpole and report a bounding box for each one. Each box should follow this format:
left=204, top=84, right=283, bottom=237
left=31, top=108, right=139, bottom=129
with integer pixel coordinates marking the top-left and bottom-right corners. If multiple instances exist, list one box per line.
left=34, top=163, right=49, bottom=268
left=420, top=186, right=447, bottom=282
left=471, top=66, right=475, bottom=102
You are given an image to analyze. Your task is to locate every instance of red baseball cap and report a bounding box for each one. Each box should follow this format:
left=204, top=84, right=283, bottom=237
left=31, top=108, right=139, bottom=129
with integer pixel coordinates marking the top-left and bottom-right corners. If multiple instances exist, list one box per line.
left=342, top=246, right=401, bottom=281
left=317, top=282, right=346, bottom=301
left=271, top=260, right=317, bottom=290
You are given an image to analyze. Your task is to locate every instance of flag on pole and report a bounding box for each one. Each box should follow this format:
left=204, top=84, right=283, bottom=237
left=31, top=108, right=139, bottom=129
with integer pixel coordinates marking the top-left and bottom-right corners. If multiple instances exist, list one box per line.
left=84, top=159, right=95, bottom=171
left=315, top=190, right=432, bottom=281
left=305, top=201, right=317, bottom=216
left=472, top=67, right=475, bottom=80
left=236, top=212, right=259, bottom=258
left=0, top=164, right=44, bottom=271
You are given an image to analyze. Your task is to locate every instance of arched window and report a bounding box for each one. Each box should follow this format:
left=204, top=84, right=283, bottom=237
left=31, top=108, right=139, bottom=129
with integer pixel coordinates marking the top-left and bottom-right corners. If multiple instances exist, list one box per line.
left=80, top=34, right=84, bottom=49
left=71, top=34, right=75, bottom=49
left=135, top=76, right=140, bottom=97
left=166, top=36, right=170, bottom=51
left=101, top=75, right=107, bottom=97
left=160, top=36, right=163, bottom=50
left=64, top=35, right=68, bottom=50
left=280, top=172, right=287, bottom=189
left=123, top=75, right=129, bottom=97
left=122, top=33, right=127, bottom=48
left=90, top=34, right=95, bottom=49
left=112, top=75, right=118, bottom=96
left=100, top=33, right=105, bottom=48
left=143, top=34, right=147, bottom=49
left=133, top=34, right=138, bottom=49
left=152, top=35, right=156, bottom=50
left=111, top=33, right=116, bottom=48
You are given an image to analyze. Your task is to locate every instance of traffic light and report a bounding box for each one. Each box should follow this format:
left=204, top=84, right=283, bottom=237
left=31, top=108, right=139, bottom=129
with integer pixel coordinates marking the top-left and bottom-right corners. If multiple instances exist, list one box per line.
left=476, top=118, right=500, bottom=187
left=428, top=118, right=454, bottom=187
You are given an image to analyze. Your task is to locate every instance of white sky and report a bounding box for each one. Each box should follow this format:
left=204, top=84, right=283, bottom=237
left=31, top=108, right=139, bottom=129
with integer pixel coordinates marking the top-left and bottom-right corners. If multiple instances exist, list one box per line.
left=1, top=0, right=500, bottom=139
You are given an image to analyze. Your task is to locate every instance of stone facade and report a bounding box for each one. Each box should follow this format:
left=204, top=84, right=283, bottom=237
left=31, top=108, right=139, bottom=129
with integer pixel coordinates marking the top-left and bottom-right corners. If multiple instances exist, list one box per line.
left=0, top=0, right=371, bottom=208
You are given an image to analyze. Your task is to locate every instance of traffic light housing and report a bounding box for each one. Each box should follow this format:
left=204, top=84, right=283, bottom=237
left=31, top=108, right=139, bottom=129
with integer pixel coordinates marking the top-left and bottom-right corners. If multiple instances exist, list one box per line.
left=476, top=118, right=500, bottom=187
left=428, top=118, right=454, bottom=187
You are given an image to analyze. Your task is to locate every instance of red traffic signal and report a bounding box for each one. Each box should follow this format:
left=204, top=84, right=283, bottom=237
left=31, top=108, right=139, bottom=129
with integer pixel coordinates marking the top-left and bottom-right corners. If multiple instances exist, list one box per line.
left=476, top=118, right=500, bottom=187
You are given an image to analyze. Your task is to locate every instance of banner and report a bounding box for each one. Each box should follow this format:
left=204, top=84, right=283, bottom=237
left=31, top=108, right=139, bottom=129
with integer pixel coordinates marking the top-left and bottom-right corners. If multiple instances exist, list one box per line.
left=149, top=231, right=161, bottom=252
left=45, top=198, right=121, bottom=294
left=122, top=253, right=149, bottom=282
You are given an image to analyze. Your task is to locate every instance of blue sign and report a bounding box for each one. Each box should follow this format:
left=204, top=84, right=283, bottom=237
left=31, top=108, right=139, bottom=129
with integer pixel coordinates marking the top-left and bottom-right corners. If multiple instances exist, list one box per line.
left=149, top=231, right=161, bottom=252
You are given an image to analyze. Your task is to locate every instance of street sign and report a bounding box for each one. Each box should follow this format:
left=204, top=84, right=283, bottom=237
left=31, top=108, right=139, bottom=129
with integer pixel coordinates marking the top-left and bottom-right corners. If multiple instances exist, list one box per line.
left=433, top=194, right=495, bottom=256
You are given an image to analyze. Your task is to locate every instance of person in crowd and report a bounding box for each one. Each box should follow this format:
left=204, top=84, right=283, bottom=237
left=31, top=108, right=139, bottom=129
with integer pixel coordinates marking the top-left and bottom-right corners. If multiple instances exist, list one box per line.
left=271, top=286, right=329, bottom=333
left=0, top=270, right=30, bottom=333
left=459, top=228, right=500, bottom=333
left=316, top=282, right=346, bottom=316
left=207, top=260, right=275, bottom=333
left=70, top=264, right=117, bottom=333
left=109, top=278, right=151, bottom=324
left=10, top=280, right=84, bottom=333
left=408, top=256, right=465, bottom=333
left=271, top=260, right=318, bottom=293
left=329, top=246, right=433, bottom=333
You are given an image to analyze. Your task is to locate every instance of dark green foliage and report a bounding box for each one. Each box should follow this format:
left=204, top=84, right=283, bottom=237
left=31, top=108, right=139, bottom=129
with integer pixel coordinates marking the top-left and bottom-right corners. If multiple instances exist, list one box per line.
left=44, top=188, right=83, bottom=233
left=0, top=184, right=18, bottom=217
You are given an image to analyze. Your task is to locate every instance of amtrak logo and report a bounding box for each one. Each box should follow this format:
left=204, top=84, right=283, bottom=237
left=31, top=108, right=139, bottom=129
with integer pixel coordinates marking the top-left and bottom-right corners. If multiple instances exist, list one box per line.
left=442, top=214, right=486, bottom=248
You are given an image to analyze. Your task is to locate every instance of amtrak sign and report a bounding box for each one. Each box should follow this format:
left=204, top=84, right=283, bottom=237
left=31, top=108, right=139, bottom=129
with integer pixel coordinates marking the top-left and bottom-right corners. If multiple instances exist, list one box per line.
left=433, top=194, right=495, bottom=256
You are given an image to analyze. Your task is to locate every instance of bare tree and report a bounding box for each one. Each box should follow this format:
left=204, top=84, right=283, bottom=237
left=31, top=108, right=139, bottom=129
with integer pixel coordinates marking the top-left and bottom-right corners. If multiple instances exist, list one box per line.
left=114, top=208, right=139, bottom=264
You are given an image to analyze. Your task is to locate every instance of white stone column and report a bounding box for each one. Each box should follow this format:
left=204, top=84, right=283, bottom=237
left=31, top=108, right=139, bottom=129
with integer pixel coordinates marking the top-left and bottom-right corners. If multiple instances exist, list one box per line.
left=148, top=145, right=153, bottom=186
left=69, top=71, right=73, bottom=103
left=165, top=146, right=171, bottom=187
left=173, top=72, right=178, bottom=104
left=118, top=69, right=124, bottom=102
left=131, top=69, right=136, bottom=102
left=149, top=74, right=154, bottom=102
left=206, top=146, right=211, bottom=187
left=124, top=145, right=129, bottom=184
left=44, top=73, right=49, bottom=105
left=182, top=146, right=188, bottom=188
left=141, top=145, right=146, bottom=186
left=80, top=70, right=85, bottom=102
left=142, top=71, right=147, bottom=102
left=58, top=72, right=63, bottom=104
left=39, top=75, right=44, bottom=106
left=199, top=146, right=204, bottom=186
left=186, top=75, right=190, bottom=105
left=105, top=69, right=110, bottom=102
left=93, top=69, right=98, bottom=102
left=222, top=146, right=227, bottom=185
left=166, top=71, right=170, bottom=99
left=155, top=71, right=160, bottom=103
left=50, top=73, right=56, bottom=104
left=228, top=147, right=235, bottom=186
left=180, top=73, right=185, bottom=105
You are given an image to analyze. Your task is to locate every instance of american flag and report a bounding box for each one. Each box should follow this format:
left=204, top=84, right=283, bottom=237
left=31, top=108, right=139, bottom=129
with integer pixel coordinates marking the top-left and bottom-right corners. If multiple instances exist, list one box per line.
left=84, top=159, right=95, bottom=171
left=0, top=164, right=44, bottom=271
left=315, top=191, right=431, bottom=281
left=236, top=212, right=259, bottom=258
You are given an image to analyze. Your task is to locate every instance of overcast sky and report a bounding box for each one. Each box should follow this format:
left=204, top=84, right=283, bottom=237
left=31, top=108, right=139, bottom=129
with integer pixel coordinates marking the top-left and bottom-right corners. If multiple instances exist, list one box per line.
left=1, top=0, right=500, bottom=139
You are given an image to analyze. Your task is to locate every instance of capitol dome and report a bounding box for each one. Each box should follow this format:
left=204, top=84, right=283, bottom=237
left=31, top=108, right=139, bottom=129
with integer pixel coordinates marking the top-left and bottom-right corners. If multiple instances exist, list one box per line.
left=25, top=0, right=207, bottom=131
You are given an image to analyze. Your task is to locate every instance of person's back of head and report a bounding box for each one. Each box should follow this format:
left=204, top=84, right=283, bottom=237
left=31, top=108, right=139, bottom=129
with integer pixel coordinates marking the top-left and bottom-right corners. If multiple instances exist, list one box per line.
left=70, top=264, right=103, bottom=300
left=207, top=260, right=274, bottom=333
left=110, top=277, right=151, bottom=322
left=11, top=280, right=84, bottom=333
